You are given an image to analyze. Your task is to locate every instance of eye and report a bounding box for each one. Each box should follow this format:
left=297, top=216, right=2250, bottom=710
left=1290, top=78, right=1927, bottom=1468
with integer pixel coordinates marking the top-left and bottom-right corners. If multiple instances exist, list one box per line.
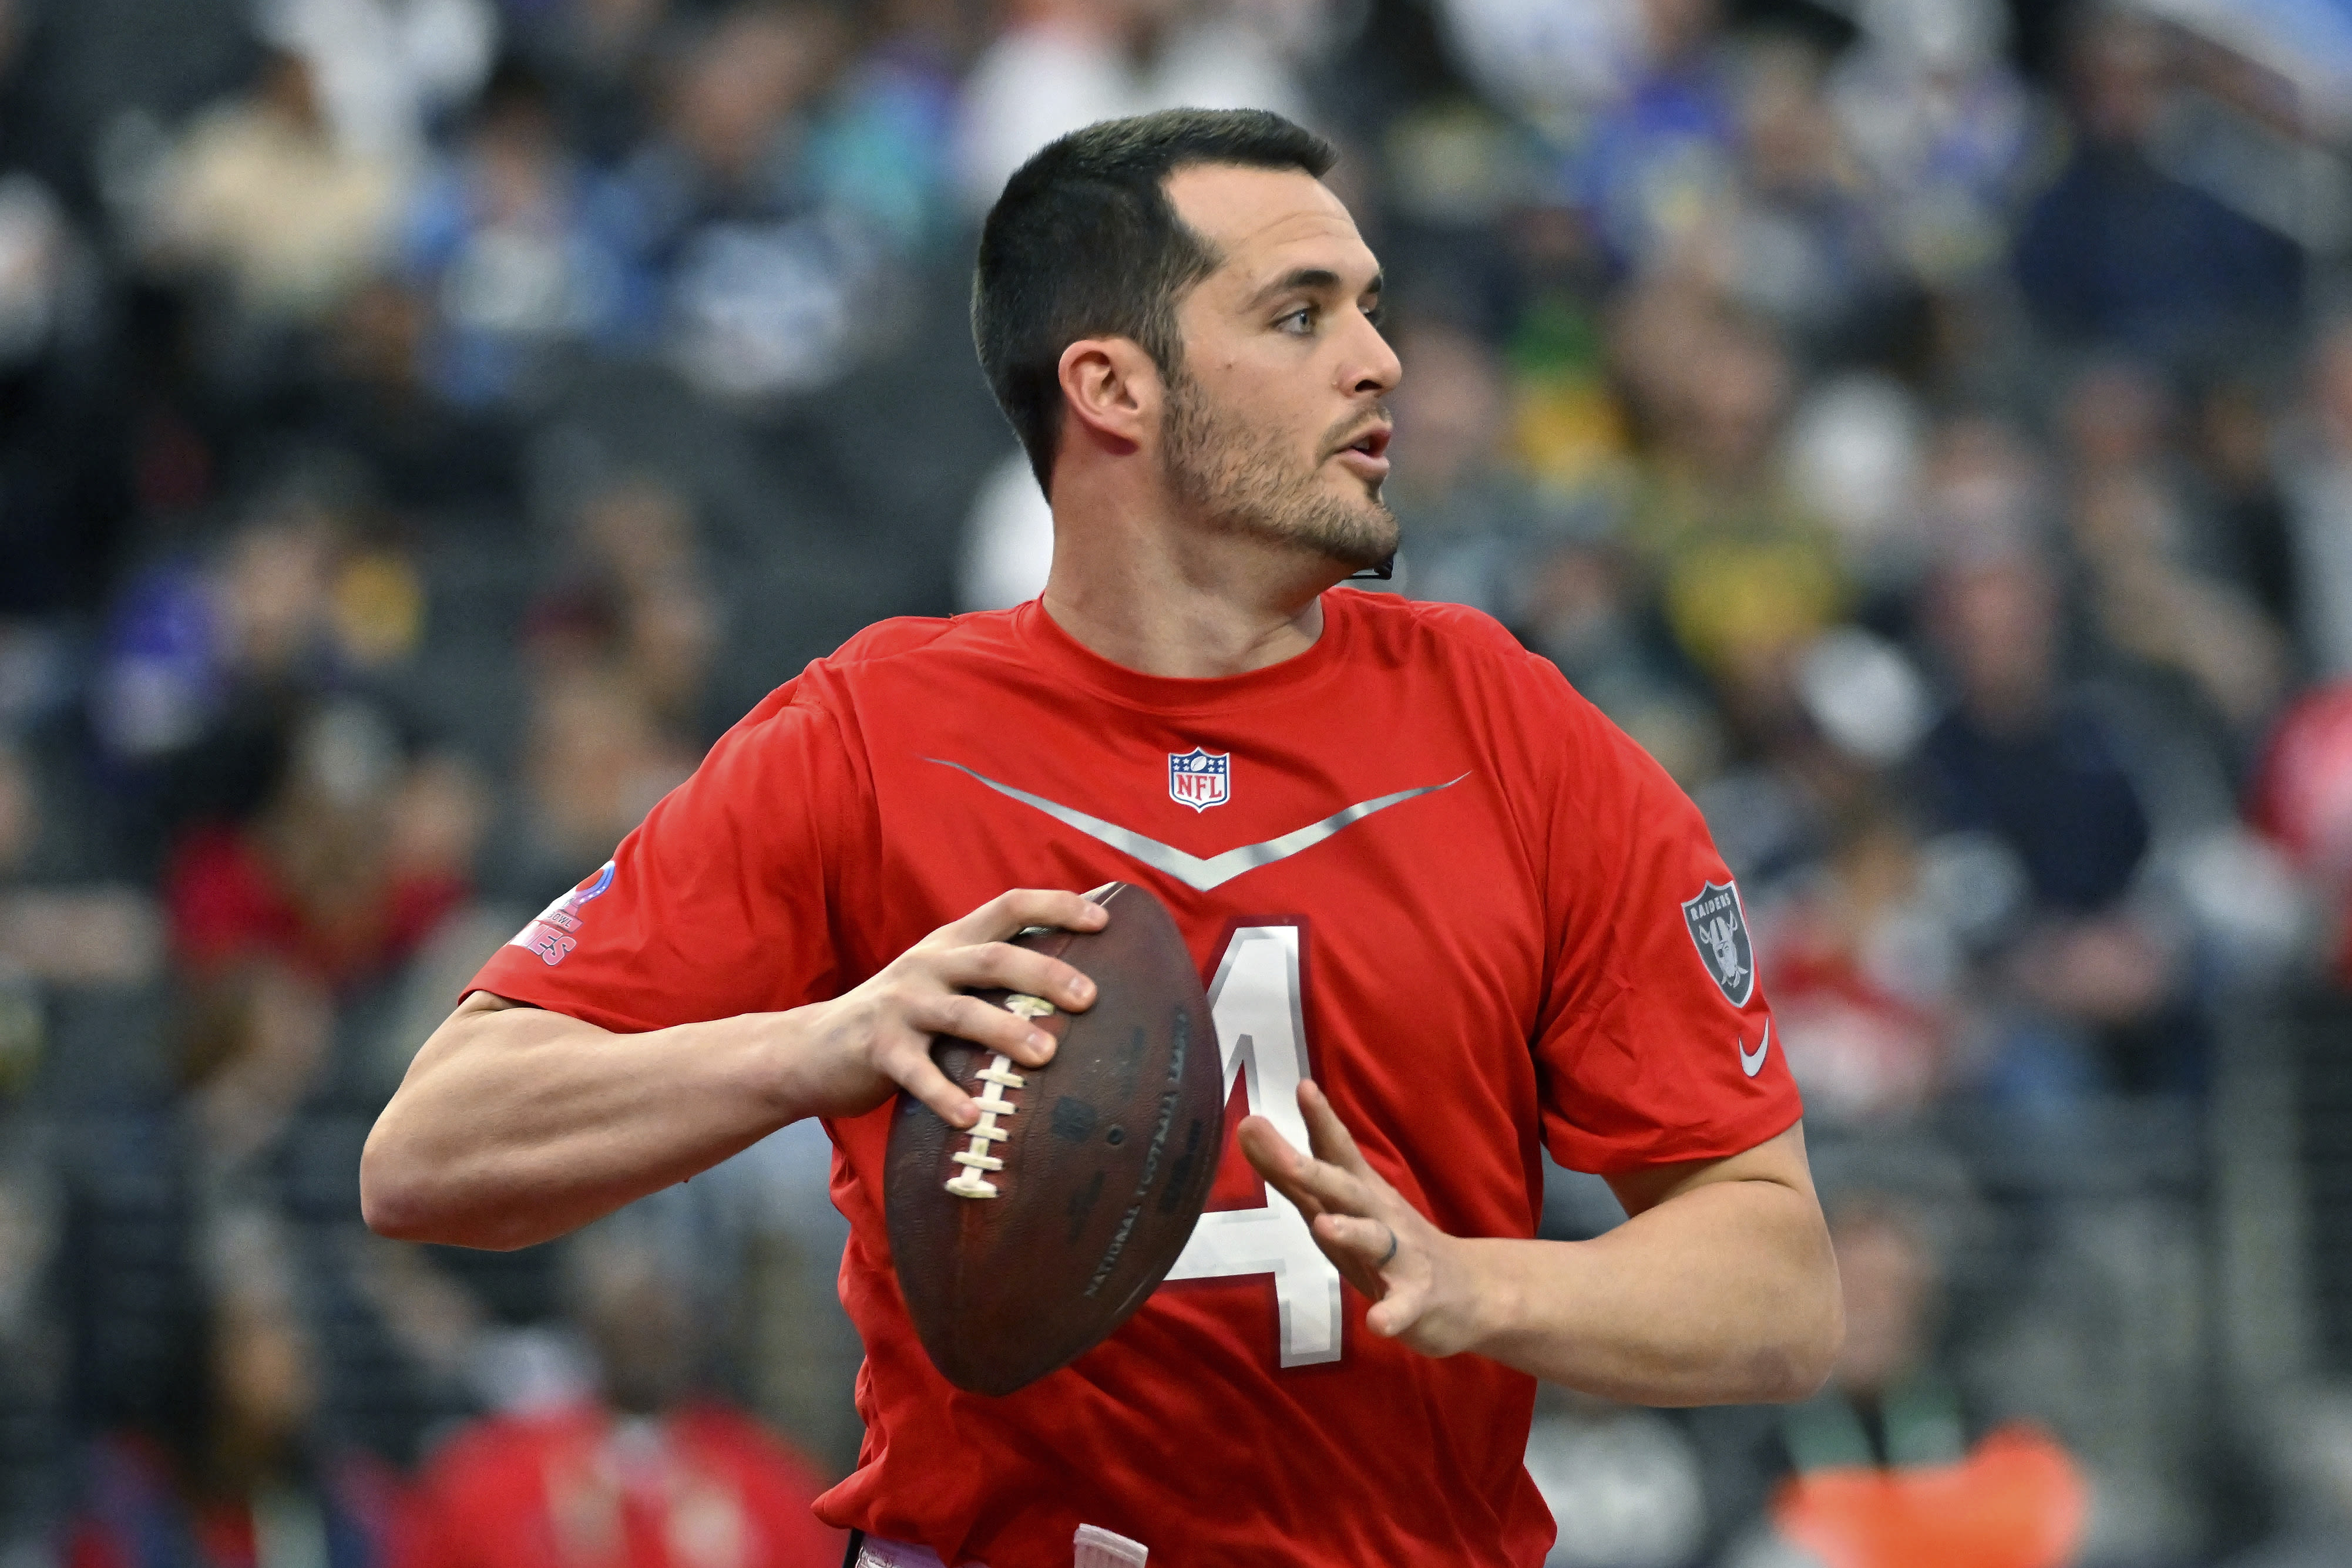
left=1276, top=305, right=1315, bottom=335
left=1364, top=301, right=1386, bottom=328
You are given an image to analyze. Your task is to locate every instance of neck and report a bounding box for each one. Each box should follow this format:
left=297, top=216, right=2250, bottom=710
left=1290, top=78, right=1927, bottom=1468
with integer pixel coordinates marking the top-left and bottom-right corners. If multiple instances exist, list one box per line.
left=1040, top=475, right=1352, bottom=679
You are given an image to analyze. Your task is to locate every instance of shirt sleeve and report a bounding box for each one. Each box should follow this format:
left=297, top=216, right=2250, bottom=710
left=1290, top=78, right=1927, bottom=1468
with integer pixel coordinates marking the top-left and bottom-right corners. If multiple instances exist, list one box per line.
left=465, top=684, right=867, bottom=1032
left=1530, top=679, right=1802, bottom=1173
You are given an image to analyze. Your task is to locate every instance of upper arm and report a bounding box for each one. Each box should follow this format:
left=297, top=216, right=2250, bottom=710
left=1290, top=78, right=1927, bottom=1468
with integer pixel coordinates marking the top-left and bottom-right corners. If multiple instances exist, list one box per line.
left=1528, top=677, right=1805, bottom=1173
left=1602, top=1120, right=1819, bottom=1220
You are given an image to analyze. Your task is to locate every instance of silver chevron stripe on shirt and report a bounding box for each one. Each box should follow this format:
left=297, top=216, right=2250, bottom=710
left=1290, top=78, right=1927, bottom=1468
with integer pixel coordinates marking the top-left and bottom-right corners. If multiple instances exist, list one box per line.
left=926, top=759, right=1469, bottom=892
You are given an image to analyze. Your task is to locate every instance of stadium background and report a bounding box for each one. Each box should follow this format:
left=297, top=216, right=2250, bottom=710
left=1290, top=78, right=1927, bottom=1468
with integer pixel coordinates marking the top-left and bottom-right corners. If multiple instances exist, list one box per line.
left=4, top=0, right=2352, bottom=1562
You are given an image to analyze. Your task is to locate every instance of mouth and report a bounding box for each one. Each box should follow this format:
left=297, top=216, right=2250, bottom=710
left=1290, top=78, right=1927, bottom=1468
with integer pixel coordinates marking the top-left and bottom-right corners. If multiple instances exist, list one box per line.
left=1331, top=422, right=1392, bottom=479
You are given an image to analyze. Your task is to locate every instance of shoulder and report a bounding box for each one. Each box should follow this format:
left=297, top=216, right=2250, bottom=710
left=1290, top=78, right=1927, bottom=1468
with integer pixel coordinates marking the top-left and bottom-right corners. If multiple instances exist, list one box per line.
left=1340, top=592, right=1585, bottom=719
left=825, top=614, right=962, bottom=666
left=1340, top=590, right=1547, bottom=671
left=720, top=610, right=1022, bottom=746
left=826, top=608, right=1026, bottom=668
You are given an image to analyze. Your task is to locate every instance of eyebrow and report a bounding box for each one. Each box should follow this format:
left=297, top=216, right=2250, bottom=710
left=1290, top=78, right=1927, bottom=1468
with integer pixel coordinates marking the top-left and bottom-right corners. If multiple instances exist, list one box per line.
left=1246, top=267, right=1385, bottom=310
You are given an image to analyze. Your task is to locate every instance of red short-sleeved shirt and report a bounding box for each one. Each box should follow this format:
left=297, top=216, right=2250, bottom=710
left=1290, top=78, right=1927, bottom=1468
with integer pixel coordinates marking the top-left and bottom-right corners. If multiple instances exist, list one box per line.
left=469, top=590, right=1800, bottom=1568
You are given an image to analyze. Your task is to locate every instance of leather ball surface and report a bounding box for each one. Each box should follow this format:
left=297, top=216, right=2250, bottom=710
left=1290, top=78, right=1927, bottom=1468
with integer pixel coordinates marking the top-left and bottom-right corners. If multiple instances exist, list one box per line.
left=885, top=882, right=1223, bottom=1397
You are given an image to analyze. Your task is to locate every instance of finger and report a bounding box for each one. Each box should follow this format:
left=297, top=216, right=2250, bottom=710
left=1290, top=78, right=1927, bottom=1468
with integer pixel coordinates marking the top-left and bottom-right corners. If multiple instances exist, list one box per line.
left=932, top=941, right=1097, bottom=1014
left=908, top=992, right=1059, bottom=1069
left=878, top=1038, right=980, bottom=1128
left=939, top=888, right=1108, bottom=947
left=1365, top=1280, right=1427, bottom=1340
left=1237, top=1115, right=1327, bottom=1223
left=1240, top=1115, right=1375, bottom=1219
left=1313, top=1210, right=1402, bottom=1273
left=1298, top=1079, right=1372, bottom=1176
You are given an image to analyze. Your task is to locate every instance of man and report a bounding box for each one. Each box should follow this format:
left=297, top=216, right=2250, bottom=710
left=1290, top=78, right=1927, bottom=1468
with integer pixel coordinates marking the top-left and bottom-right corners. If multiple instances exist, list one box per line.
left=362, top=109, right=1841, bottom=1567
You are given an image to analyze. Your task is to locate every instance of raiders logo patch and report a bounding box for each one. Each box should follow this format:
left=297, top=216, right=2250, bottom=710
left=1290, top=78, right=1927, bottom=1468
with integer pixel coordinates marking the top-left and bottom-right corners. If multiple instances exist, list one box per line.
left=1681, top=880, right=1755, bottom=1008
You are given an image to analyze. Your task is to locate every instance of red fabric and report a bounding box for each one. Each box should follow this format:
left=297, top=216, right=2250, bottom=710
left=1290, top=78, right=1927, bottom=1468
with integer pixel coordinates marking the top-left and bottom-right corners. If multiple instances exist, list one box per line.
left=164, top=824, right=466, bottom=984
left=468, top=591, right=1802, bottom=1568
left=1771, top=1425, right=2088, bottom=1568
left=406, top=1404, right=844, bottom=1568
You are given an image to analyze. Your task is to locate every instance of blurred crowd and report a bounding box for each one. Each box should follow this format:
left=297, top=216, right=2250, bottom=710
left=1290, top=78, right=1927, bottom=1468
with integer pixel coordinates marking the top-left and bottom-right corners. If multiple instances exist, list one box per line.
left=6, top=0, right=2352, bottom=1563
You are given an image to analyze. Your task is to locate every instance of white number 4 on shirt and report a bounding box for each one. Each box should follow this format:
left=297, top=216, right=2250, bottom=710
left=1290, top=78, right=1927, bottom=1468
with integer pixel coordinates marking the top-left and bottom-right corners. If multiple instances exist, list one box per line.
left=1164, top=924, right=1345, bottom=1367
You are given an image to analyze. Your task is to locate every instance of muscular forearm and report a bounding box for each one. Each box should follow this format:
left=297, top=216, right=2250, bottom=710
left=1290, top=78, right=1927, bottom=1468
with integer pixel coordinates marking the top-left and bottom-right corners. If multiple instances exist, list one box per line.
left=362, top=890, right=1106, bottom=1253
left=1455, top=1176, right=1841, bottom=1405
left=361, top=999, right=798, bottom=1250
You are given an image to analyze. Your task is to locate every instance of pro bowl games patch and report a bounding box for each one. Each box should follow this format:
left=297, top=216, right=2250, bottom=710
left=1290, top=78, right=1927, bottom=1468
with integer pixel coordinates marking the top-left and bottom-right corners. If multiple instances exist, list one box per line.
left=1681, top=879, right=1755, bottom=1007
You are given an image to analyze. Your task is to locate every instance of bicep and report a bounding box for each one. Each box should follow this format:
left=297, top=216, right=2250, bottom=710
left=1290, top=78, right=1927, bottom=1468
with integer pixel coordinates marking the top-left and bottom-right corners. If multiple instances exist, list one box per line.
left=1602, top=1121, right=1817, bottom=1220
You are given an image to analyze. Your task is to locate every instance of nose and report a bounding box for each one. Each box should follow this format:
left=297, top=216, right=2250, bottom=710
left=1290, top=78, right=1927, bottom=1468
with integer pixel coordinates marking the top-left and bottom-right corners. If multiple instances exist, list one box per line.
left=1344, top=310, right=1402, bottom=399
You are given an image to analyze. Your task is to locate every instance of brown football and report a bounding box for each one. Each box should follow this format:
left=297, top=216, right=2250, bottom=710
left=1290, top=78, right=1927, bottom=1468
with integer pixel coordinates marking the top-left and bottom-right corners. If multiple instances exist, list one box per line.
left=884, top=881, right=1223, bottom=1397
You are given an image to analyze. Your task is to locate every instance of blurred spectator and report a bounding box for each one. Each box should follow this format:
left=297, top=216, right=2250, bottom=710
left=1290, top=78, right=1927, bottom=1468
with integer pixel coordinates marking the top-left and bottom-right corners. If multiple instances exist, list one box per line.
left=1614, top=298, right=1847, bottom=724
left=1750, top=790, right=1958, bottom=1126
left=953, top=0, right=1312, bottom=216
left=1566, top=0, right=1740, bottom=275
left=1916, top=553, right=2195, bottom=1096
left=178, top=961, right=339, bottom=1176
left=2189, top=376, right=2299, bottom=656
left=91, top=470, right=441, bottom=768
left=66, top=1251, right=420, bottom=1568
left=146, top=50, right=412, bottom=329
left=1434, top=0, right=1641, bottom=140
left=498, top=0, right=671, bottom=163
left=611, top=2, right=944, bottom=400
left=163, top=700, right=482, bottom=988
left=2011, top=10, right=2301, bottom=362
left=1388, top=318, right=1561, bottom=617
left=258, top=0, right=501, bottom=163
left=477, top=472, right=714, bottom=906
left=488, top=667, right=694, bottom=910
left=408, top=1223, right=844, bottom=1568
left=1782, top=373, right=1927, bottom=605
left=299, top=278, right=527, bottom=510
left=2057, top=359, right=2287, bottom=737
left=1748, top=1198, right=2089, bottom=1568
left=518, top=470, right=720, bottom=732
left=402, top=61, right=640, bottom=407
left=1827, top=0, right=2036, bottom=291
left=1707, top=43, right=1909, bottom=364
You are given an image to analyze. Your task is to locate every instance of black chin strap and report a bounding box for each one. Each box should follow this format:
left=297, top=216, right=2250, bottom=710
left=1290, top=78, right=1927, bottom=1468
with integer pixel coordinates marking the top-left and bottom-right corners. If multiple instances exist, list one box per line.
left=1346, top=554, right=1395, bottom=581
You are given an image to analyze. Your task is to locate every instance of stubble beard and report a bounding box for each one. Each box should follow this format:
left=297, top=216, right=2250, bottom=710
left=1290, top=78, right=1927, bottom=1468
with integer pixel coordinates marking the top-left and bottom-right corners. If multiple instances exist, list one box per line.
left=1160, top=368, right=1399, bottom=572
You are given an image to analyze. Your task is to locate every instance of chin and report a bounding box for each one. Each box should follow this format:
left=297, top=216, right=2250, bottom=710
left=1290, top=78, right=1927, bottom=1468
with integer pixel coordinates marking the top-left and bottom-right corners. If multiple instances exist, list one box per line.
left=1309, top=504, right=1399, bottom=574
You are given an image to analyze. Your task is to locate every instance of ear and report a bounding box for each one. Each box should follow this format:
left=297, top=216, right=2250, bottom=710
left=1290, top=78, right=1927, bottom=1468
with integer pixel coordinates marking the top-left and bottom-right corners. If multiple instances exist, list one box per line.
left=1056, top=337, right=1162, bottom=457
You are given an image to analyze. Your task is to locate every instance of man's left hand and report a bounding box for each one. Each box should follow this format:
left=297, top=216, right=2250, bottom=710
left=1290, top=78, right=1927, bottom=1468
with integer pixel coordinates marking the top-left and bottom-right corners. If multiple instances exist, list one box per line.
left=1238, top=1081, right=1491, bottom=1358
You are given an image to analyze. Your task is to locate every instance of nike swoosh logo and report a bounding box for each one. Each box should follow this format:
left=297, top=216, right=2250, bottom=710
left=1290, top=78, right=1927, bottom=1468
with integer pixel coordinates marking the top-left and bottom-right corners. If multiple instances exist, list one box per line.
left=1739, top=1020, right=1771, bottom=1078
left=926, top=759, right=1468, bottom=893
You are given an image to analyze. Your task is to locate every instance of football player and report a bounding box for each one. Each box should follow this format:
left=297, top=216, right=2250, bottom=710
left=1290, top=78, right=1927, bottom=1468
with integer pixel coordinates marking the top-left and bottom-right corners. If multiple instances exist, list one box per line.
left=364, top=109, right=1841, bottom=1567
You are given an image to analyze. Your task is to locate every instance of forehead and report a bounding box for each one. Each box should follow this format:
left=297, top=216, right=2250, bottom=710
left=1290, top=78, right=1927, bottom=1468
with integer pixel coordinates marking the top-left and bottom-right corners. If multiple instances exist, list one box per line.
left=1164, top=163, right=1376, bottom=296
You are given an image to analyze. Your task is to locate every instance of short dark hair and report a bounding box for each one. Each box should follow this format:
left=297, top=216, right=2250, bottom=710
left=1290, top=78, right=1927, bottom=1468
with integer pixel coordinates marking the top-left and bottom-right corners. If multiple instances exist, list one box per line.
left=972, top=108, right=1337, bottom=493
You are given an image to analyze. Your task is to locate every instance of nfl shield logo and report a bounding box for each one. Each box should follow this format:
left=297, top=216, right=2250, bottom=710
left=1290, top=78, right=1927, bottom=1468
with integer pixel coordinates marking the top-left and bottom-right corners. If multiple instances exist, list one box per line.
left=1681, top=880, right=1756, bottom=1007
left=1167, top=747, right=1231, bottom=812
